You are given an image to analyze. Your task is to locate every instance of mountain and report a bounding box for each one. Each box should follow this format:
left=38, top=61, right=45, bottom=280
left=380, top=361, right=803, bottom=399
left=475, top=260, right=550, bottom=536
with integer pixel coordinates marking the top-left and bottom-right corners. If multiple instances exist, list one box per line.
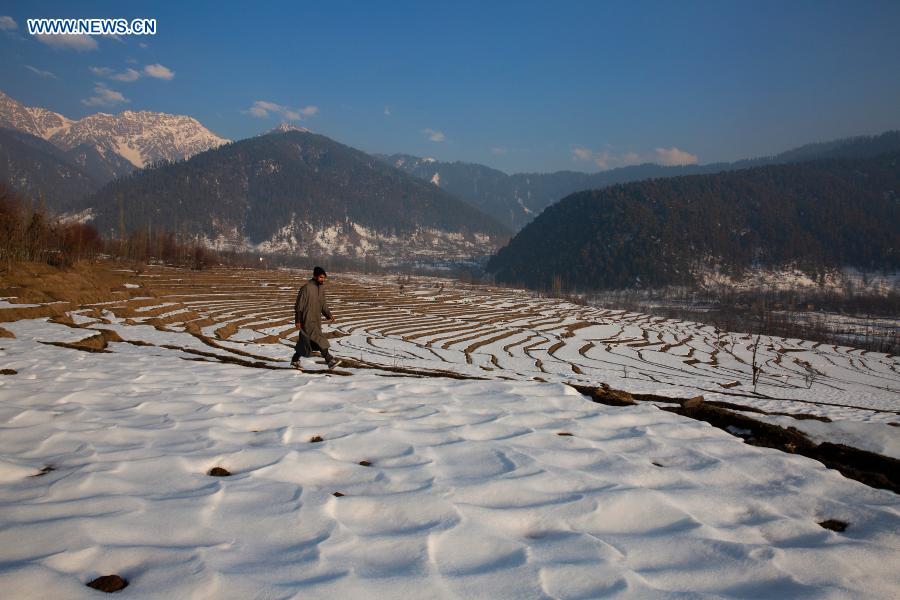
left=0, top=91, right=68, bottom=138
left=78, top=129, right=511, bottom=263
left=766, top=133, right=900, bottom=163
left=58, top=139, right=136, bottom=184
left=381, top=131, right=900, bottom=232
left=0, top=90, right=229, bottom=186
left=378, top=155, right=534, bottom=231
left=47, top=110, right=229, bottom=170
left=268, top=122, right=310, bottom=134
left=486, top=152, right=900, bottom=291
left=0, top=128, right=102, bottom=212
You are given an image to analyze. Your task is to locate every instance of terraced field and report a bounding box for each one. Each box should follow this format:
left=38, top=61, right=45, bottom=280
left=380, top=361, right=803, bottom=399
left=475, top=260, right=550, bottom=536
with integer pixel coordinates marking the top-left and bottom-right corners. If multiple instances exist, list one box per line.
left=2, top=264, right=900, bottom=598
left=13, top=265, right=896, bottom=428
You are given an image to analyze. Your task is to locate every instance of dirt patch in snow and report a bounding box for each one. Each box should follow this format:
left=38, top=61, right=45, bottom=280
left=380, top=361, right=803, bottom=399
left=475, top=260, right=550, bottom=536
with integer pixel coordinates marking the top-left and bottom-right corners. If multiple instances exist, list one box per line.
left=0, top=261, right=140, bottom=305
left=86, top=575, right=128, bottom=593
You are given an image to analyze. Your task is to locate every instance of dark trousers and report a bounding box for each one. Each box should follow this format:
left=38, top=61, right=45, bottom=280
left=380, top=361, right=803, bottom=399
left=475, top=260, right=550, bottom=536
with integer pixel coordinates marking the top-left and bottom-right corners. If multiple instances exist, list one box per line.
left=292, top=329, right=332, bottom=362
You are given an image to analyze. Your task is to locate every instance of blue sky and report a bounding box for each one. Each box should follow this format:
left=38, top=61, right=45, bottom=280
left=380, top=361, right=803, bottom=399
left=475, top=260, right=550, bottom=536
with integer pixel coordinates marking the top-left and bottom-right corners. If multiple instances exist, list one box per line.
left=1, top=0, right=899, bottom=173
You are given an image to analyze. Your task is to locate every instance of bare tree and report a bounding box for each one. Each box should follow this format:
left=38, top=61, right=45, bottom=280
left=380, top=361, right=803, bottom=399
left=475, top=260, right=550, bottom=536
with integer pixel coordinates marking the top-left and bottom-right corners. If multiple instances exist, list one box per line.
left=751, top=333, right=762, bottom=392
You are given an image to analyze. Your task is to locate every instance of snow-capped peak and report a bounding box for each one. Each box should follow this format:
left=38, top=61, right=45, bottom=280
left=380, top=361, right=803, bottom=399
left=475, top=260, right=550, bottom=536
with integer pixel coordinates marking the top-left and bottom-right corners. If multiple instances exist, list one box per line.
left=269, top=122, right=311, bottom=134
left=0, top=89, right=230, bottom=169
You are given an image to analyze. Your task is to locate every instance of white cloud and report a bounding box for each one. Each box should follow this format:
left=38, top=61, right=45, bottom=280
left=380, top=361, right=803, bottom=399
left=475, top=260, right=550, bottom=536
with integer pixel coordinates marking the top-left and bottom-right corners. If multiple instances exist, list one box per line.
left=490, top=147, right=508, bottom=156
left=594, top=152, right=615, bottom=170
left=112, top=68, right=141, bottom=81
left=572, top=146, right=593, bottom=162
left=572, top=145, right=698, bottom=170
left=622, top=152, right=642, bottom=166
left=283, top=106, right=318, bottom=120
left=384, top=105, right=391, bottom=116
left=138, top=42, right=148, bottom=49
left=248, top=101, right=279, bottom=117
left=246, top=100, right=318, bottom=121
left=572, top=146, right=618, bottom=169
left=35, top=33, right=98, bottom=51
left=144, top=63, right=174, bottom=80
left=81, top=83, right=129, bottom=107
left=654, top=146, right=699, bottom=166
left=91, top=66, right=141, bottom=82
left=0, top=15, right=17, bottom=30
left=24, top=65, right=57, bottom=79
left=423, top=128, right=446, bottom=142
left=89, top=63, right=173, bottom=83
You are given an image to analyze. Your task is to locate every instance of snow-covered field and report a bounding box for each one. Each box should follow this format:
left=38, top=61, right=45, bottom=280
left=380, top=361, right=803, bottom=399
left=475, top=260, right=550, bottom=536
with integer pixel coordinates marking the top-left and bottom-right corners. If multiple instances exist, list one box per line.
left=1, top=266, right=898, bottom=598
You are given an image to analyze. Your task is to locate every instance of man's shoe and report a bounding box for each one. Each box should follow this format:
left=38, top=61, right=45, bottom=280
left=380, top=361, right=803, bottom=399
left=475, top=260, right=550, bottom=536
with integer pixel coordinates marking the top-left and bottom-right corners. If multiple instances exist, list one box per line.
left=326, top=358, right=341, bottom=370
left=290, top=359, right=301, bottom=369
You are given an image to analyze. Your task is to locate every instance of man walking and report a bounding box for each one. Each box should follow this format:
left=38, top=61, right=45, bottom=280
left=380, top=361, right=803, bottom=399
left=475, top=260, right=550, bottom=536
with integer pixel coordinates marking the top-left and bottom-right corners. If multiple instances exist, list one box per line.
left=291, top=266, right=340, bottom=369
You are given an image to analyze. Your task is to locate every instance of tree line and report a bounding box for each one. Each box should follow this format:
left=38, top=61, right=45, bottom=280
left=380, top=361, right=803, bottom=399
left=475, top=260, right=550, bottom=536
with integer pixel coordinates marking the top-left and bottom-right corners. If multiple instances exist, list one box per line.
left=488, top=151, right=900, bottom=291
left=0, top=184, right=248, bottom=271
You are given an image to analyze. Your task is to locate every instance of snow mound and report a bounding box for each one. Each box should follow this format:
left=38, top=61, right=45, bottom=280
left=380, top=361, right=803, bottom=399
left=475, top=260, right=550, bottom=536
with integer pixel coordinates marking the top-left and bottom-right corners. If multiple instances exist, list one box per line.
left=0, top=319, right=898, bottom=598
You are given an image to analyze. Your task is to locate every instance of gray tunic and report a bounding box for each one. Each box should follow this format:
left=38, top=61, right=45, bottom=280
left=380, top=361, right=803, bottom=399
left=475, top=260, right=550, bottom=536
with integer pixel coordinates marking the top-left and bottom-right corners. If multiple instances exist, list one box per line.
left=294, top=279, right=333, bottom=350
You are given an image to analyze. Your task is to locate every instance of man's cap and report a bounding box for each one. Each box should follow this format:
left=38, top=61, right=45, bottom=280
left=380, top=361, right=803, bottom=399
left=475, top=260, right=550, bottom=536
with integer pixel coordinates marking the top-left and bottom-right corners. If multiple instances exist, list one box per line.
left=313, top=266, right=327, bottom=278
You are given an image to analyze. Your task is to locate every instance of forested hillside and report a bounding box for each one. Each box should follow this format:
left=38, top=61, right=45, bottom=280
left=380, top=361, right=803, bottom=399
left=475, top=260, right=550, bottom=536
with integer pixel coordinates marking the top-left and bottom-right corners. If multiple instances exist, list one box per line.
left=384, top=131, right=900, bottom=232
left=78, top=129, right=510, bottom=259
left=487, top=152, right=900, bottom=290
left=0, top=128, right=107, bottom=212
